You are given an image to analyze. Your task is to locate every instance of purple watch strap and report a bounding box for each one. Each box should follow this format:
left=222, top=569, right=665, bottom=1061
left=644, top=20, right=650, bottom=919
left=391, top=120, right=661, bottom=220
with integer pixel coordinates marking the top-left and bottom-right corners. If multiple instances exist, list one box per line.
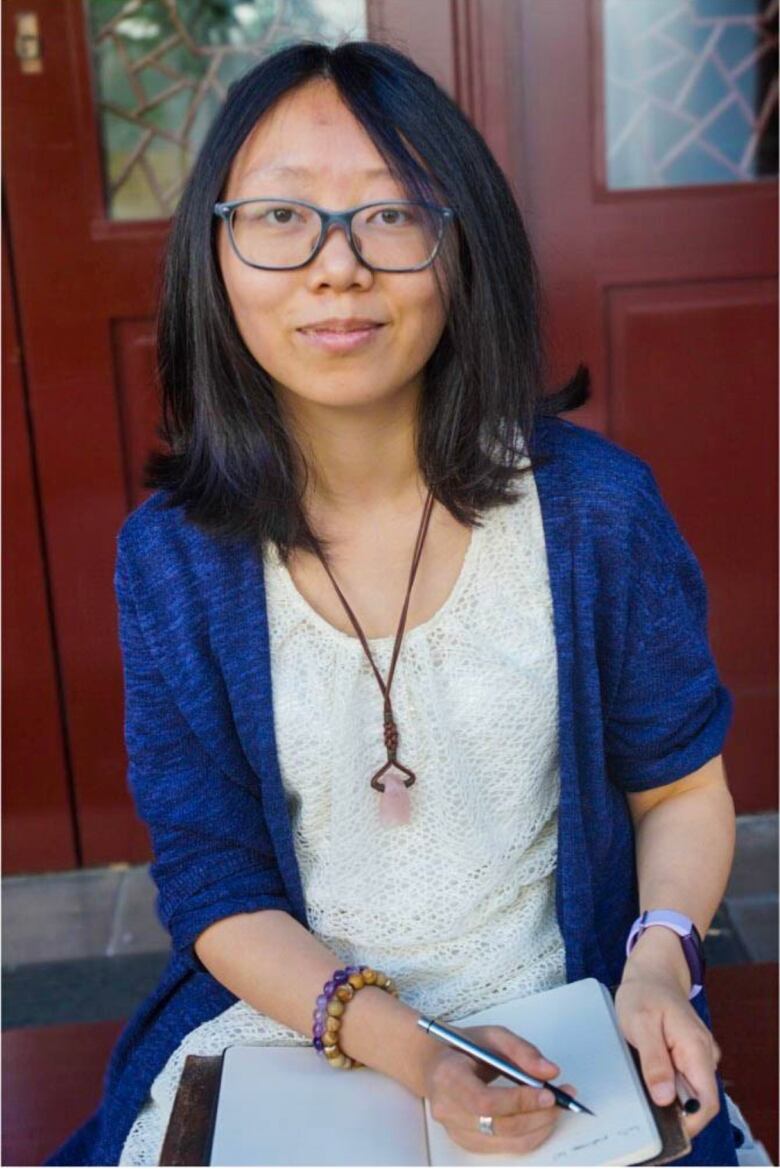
left=626, top=909, right=705, bottom=998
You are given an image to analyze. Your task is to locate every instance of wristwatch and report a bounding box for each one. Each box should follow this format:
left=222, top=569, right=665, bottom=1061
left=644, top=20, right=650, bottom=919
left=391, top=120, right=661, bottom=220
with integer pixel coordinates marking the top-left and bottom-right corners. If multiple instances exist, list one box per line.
left=626, top=909, right=705, bottom=999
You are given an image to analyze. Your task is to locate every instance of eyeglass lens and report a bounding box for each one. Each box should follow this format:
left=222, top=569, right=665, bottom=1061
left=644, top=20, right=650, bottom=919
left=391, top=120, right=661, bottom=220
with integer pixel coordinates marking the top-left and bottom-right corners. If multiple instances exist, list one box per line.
left=229, top=201, right=445, bottom=269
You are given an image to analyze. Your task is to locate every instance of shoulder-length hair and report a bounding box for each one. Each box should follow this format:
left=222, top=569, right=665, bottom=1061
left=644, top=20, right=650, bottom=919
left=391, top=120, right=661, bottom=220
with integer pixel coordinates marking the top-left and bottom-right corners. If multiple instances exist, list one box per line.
left=144, top=38, right=589, bottom=564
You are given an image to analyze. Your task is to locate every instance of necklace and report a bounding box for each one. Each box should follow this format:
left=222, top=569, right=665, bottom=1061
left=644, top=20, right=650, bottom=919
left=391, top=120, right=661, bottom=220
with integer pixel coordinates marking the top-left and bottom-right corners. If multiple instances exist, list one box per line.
left=313, top=487, right=437, bottom=826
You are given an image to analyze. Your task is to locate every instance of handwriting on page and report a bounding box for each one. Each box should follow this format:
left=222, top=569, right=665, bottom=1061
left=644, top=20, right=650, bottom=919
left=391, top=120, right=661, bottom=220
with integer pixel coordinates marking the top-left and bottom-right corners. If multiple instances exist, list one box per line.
left=551, top=1124, right=641, bottom=1161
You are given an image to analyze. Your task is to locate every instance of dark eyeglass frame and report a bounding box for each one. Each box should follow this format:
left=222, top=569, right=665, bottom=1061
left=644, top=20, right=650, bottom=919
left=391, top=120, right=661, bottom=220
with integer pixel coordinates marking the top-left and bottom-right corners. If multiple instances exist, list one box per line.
left=212, top=197, right=456, bottom=273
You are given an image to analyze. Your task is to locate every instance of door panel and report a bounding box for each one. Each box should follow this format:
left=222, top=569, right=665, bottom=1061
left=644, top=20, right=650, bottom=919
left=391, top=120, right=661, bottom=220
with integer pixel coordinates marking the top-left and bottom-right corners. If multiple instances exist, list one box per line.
left=2, top=225, right=76, bottom=872
left=608, top=280, right=777, bottom=810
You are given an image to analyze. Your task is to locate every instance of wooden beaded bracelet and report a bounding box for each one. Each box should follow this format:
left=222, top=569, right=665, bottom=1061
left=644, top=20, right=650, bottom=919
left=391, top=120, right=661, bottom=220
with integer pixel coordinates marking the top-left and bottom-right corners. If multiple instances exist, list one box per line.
left=312, top=964, right=399, bottom=1069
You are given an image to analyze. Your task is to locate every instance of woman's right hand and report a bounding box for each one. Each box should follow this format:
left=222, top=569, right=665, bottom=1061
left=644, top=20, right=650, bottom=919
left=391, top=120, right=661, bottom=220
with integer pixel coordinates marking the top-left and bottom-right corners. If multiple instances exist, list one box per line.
left=421, top=1024, right=575, bottom=1155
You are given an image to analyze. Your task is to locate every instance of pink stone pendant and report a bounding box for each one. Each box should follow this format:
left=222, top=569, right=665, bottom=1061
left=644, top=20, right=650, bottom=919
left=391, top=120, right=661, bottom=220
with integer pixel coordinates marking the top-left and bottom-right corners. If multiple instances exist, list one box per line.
left=379, top=766, right=412, bottom=827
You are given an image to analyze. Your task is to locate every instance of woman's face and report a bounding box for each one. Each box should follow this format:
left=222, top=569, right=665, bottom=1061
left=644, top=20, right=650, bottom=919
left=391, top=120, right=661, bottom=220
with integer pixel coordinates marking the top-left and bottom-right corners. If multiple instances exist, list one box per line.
left=217, top=78, right=449, bottom=416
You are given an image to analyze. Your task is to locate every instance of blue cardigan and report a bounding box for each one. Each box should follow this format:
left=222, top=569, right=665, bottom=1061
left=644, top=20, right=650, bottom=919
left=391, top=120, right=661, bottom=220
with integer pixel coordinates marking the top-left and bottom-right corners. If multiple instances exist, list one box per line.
left=47, top=417, right=738, bottom=1166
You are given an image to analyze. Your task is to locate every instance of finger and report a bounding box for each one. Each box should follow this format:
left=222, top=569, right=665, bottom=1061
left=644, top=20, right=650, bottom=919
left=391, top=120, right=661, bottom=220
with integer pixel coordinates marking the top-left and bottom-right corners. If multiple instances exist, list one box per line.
left=475, top=1079, right=580, bottom=1120
left=468, top=1081, right=559, bottom=1118
left=664, top=1018, right=721, bottom=1105
left=487, top=1104, right=559, bottom=1141
left=680, top=1079, right=719, bottom=1140
left=457, top=1075, right=556, bottom=1122
left=431, top=1029, right=563, bottom=1130
left=632, top=1015, right=678, bottom=1106
left=440, top=1081, right=578, bottom=1154
left=492, top=1083, right=580, bottom=1138
left=453, top=1080, right=577, bottom=1146
left=455, top=1024, right=561, bottom=1118
left=671, top=1044, right=721, bottom=1136
left=446, top=1111, right=558, bottom=1157
left=445, top=1059, right=562, bottom=1134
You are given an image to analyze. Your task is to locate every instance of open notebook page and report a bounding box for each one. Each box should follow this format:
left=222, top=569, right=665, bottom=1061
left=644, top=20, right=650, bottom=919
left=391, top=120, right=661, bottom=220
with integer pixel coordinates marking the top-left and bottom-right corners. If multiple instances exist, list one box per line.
left=208, top=1046, right=428, bottom=1166
left=424, top=978, right=662, bottom=1166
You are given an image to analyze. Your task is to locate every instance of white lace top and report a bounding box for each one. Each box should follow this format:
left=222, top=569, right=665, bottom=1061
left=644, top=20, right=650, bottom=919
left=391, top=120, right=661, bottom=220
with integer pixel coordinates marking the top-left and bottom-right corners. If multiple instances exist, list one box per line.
left=119, top=462, right=566, bottom=1166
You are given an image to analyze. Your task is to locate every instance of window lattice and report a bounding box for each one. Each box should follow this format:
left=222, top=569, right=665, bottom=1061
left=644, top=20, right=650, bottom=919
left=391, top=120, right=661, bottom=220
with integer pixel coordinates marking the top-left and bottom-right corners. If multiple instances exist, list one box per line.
left=603, top=0, right=778, bottom=189
left=87, top=0, right=367, bottom=220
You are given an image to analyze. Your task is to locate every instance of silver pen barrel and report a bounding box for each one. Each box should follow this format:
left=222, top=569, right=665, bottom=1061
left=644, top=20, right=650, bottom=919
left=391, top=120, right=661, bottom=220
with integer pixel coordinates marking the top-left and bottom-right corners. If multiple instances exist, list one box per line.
left=416, top=1016, right=545, bottom=1089
left=416, top=1015, right=594, bottom=1115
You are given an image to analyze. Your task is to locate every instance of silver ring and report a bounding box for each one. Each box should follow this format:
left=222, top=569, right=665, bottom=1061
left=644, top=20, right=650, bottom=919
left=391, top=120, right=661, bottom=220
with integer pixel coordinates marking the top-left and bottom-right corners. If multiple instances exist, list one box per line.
left=478, top=1115, right=495, bottom=1136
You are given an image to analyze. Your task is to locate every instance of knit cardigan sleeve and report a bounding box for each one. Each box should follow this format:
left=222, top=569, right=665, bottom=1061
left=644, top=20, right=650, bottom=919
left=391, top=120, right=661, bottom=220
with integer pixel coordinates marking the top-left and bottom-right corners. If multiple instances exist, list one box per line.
left=115, top=541, right=293, bottom=973
left=603, top=464, right=734, bottom=792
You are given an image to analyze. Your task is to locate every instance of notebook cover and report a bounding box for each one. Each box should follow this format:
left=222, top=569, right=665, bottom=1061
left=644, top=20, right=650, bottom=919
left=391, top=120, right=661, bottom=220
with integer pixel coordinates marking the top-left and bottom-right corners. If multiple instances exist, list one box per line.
left=159, top=1054, right=222, bottom=1167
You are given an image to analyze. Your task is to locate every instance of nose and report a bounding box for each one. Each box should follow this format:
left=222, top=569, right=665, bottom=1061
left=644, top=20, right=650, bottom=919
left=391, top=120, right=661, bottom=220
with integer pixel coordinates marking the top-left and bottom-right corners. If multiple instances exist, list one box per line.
left=312, top=219, right=365, bottom=269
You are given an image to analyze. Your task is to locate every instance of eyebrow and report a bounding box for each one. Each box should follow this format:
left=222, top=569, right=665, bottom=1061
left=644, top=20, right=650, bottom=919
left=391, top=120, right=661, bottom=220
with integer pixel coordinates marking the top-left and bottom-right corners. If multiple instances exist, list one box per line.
left=240, top=163, right=395, bottom=183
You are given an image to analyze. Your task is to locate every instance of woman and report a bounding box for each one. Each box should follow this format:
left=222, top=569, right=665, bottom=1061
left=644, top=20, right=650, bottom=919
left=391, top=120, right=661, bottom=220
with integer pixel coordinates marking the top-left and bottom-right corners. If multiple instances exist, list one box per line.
left=47, top=39, right=738, bottom=1166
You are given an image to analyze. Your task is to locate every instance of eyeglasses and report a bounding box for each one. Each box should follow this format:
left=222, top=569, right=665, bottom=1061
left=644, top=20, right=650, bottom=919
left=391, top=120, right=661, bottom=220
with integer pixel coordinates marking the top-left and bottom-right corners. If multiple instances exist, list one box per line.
left=213, top=197, right=455, bottom=272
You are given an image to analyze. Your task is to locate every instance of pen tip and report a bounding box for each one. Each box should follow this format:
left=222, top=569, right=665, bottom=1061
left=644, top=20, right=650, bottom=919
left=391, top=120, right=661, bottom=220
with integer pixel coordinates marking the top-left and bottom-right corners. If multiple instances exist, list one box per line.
left=562, top=1095, right=595, bottom=1116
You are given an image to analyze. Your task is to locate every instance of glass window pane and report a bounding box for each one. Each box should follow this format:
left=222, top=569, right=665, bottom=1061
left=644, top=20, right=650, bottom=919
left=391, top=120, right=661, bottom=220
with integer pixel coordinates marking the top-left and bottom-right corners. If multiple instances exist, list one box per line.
left=602, top=0, right=778, bottom=190
left=86, top=0, right=368, bottom=221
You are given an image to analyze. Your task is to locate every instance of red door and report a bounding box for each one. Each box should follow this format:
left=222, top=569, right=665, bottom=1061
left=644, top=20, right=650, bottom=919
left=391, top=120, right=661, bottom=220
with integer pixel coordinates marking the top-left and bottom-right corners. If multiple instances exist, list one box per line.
left=3, top=0, right=776, bottom=874
left=498, top=0, right=777, bottom=811
left=2, top=0, right=471, bottom=871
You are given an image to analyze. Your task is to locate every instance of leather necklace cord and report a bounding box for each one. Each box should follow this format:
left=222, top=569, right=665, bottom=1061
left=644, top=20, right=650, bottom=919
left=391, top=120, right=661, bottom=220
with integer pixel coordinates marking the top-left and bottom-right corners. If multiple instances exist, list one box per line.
left=312, top=485, right=437, bottom=823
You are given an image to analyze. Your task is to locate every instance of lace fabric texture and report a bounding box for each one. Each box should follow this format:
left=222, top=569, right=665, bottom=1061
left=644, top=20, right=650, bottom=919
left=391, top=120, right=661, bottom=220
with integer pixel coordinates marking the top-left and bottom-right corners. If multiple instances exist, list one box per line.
left=119, top=462, right=566, bottom=1166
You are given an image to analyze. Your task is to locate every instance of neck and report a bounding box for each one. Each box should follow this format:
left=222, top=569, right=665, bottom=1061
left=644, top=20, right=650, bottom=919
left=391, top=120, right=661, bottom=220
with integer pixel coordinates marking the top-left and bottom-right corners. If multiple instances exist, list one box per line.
left=278, top=378, right=427, bottom=516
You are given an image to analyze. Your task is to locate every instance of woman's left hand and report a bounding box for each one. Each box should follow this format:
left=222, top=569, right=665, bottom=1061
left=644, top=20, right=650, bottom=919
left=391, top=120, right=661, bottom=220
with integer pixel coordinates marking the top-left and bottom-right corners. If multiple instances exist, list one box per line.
left=614, top=929, right=721, bottom=1141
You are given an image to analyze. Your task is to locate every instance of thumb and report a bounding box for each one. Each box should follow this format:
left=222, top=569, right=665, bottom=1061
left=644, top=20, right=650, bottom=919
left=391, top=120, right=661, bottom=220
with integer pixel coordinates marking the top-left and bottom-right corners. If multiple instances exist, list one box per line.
left=634, top=1024, right=676, bottom=1106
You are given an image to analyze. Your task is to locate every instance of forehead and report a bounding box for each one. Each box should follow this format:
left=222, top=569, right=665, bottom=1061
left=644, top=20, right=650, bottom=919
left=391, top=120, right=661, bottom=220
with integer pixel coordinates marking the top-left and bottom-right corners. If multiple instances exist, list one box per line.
left=229, top=79, right=395, bottom=193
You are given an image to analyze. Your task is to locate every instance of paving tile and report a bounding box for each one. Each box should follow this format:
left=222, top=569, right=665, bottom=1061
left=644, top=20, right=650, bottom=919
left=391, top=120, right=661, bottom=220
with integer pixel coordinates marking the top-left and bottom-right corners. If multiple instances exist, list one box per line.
left=2, top=953, right=170, bottom=1029
left=107, top=865, right=170, bottom=957
left=727, top=814, right=778, bottom=900
left=725, top=895, right=779, bottom=963
left=705, top=903, right=751, bottom=966
left=2, top=868, right=125, bottom=966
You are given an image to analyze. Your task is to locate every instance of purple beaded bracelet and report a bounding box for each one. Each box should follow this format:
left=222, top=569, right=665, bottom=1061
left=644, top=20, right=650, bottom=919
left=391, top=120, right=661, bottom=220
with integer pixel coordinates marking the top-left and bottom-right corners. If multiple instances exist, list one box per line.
left=312, top=964, right=398, bottom=1069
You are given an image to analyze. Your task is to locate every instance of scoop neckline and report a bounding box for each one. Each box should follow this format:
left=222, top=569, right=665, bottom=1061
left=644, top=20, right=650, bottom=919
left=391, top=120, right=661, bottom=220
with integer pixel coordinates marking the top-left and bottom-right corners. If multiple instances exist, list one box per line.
left=267, top=512, right=486, bottom=650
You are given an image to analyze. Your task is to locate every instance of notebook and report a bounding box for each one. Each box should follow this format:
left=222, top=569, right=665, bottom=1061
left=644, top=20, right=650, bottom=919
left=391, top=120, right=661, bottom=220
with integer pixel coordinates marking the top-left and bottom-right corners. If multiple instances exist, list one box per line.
left=204, top=978, right=688, bottom=1166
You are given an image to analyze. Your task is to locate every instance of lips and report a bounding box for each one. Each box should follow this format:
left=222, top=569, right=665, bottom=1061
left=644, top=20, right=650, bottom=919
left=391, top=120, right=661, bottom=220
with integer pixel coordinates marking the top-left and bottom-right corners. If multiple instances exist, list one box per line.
left=299, top=320, right=384, bottom=334
left=296, top=323, right=386, bottom=354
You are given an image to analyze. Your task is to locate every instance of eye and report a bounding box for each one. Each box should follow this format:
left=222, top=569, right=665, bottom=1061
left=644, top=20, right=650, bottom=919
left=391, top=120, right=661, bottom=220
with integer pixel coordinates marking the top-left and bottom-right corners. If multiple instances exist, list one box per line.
left=239, top=203, right=304, bottom=225
left=267, top=206, right=299, bottom=224
left=258, top=205, right=303, bottom=225
left=369, top=206, right=414, bottom=226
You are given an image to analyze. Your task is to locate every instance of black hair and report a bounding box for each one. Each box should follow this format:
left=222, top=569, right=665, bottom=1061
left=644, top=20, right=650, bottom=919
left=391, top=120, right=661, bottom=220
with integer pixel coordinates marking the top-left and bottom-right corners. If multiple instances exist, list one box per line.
left=144, top=38, right=590, bottom=563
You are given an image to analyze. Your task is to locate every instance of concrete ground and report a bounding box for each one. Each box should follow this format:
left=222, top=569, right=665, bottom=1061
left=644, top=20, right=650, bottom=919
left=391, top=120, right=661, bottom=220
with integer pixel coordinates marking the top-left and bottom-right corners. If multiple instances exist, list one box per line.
left=2, top=812, right=777, bottom=1029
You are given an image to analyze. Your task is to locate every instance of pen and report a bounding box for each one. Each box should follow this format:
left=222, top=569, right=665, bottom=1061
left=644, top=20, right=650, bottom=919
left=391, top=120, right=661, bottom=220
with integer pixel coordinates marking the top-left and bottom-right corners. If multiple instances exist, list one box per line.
left=416, top=1016, right=595, bottom=1116
left=675, top=1071, right=700, bottom=1115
